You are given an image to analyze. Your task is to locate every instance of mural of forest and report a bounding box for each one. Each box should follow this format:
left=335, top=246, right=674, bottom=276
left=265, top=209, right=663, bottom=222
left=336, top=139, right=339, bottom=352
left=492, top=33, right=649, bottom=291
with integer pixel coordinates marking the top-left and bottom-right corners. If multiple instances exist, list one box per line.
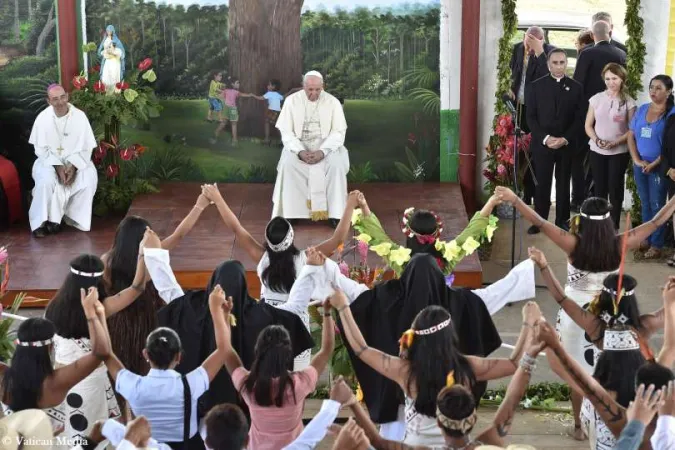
left=0, top=0, right=441, bottom=185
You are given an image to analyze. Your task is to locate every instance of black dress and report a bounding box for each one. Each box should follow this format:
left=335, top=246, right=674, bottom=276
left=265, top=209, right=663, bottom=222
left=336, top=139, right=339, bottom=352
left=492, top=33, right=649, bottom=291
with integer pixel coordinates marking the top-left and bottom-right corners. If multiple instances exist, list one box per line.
left=337, top=254, right=502, bottom=424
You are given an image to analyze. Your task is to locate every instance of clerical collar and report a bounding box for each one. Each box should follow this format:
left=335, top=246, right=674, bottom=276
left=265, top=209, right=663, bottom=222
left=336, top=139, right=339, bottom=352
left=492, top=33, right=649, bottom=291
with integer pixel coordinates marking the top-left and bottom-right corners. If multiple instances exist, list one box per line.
left=52, top=104, right=72, bottom=119
left=551, top=74, right=564, bottom=82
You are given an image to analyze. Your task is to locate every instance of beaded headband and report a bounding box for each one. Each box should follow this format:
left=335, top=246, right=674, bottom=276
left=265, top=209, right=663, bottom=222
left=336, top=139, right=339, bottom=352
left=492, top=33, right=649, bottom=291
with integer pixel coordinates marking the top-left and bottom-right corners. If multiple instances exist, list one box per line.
left=70, top=267, right=104, bottom=278
left=436, top=409, right=478, bottom=434
left=399, top=317, right=452, bottom=351
left=602, top=286, right=635, bottom=297
left=401, top=207, right=444, bottom=243
left=603, top=327, right=640, bottom=351
left=265, top=219, right=294, bottom=253
left=14, top=338, right=53, bottom=347
left=580, top=211, right=610, bottom=220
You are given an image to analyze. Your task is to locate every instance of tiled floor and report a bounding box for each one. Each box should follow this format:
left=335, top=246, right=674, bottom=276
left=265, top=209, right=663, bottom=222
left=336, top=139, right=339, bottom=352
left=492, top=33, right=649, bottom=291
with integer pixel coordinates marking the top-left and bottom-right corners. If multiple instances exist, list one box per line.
left=0, top=182, right=481, bottom=304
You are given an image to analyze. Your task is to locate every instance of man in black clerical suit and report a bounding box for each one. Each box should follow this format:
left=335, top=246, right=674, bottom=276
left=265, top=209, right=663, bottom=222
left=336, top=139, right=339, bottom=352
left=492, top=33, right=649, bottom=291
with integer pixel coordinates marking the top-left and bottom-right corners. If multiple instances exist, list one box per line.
left=592, top=11, right=627, bottom=52
left=526, top=49, right=584, bottom=234
left=571, top=20, right=626, bottom=209
left=509, top=26, right=554, bottom=205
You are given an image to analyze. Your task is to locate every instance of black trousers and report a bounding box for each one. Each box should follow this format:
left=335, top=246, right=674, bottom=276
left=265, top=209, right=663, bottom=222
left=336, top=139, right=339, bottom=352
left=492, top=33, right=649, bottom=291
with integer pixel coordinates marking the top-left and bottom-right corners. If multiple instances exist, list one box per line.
left=518, top=103, right=536, bottom=204
left=571, top=139, right=593, bottom=205
left=589, top=151, right=630, bottom=229
left=532, top=142, right=572, bottom=226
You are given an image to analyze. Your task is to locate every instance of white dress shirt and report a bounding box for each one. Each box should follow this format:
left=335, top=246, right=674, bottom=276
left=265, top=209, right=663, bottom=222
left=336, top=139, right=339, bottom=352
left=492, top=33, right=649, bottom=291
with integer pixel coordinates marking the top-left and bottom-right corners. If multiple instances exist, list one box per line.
left=143, top=248, right=184, bottom=303
left=651, top=414, right=675, bottom=449
left=282, top=400, right=341, bottom=449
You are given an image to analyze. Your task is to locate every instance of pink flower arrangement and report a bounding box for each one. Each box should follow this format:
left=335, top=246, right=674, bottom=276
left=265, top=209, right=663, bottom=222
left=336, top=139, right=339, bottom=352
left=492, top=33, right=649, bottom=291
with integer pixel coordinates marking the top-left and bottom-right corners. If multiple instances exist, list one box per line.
left=356, top=240, right=368, bottom=265
left=483, top=113, right=532, bottom=190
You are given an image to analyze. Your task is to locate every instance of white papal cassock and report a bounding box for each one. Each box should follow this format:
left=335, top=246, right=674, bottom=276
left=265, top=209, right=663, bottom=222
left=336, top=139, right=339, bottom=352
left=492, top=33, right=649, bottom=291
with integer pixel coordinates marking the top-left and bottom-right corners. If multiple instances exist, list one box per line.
left=28, top=104, right=98, bottom=231
left=272, top=90, right=350, bottom=220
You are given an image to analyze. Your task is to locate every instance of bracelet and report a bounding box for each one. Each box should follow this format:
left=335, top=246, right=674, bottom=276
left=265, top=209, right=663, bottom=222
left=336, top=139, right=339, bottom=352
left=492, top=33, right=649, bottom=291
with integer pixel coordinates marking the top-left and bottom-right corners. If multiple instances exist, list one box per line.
left=131, top=283, right=144, bottom=292
left=519, top=355, right=537, bottom=373
left=323, top=312, right=332, bottom=317
left=521, top=353, right=537, bottom=365
left=557, top=295, right=570, bottom=305
left=539, top=265, right=549, bottom=272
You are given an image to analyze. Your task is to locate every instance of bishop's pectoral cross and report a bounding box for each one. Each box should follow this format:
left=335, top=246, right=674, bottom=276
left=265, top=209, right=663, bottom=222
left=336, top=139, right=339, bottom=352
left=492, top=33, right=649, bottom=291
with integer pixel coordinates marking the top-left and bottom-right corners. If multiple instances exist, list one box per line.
left=56, top=146, right=64, bottom=155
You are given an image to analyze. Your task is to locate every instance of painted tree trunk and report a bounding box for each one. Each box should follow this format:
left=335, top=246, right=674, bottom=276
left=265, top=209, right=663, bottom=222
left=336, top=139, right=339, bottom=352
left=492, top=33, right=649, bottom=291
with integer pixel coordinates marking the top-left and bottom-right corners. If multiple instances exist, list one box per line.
left=228, top=0, right=304, bottom=137
left=13, top=0, right=20, bottom=42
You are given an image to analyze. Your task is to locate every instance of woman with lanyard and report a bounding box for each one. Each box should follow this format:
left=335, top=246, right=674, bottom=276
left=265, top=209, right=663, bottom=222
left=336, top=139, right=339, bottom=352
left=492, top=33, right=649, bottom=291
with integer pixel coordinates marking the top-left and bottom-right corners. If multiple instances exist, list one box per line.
left=627, top=74, right=675, bottom=259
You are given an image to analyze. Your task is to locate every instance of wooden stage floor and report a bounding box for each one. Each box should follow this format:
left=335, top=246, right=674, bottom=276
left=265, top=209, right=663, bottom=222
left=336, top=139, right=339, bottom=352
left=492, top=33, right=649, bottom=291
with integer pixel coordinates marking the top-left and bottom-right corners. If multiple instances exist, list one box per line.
left=0, top=183, right=482, bottom=306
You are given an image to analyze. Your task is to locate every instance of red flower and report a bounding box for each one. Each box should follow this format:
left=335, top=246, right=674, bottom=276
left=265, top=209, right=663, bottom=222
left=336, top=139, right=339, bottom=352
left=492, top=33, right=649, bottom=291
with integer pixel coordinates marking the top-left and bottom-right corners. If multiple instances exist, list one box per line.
left=120, top=147, right=135, bottom=161
left=115, top=81, right=130, bottom=91
left=129, top=144, right=147, bottom=155
left=93, top=143, right=107, bottom=163
left=138, top=58, right=153, bottom=71
left=408, top=132, right=416, bottom=142
left=72, top=76, right=88, bottom=90
left=93, top=80, right=106, bottom=93
left=497, top=164, right=507, bottom=177
left=483, top=169, right=496, bottom=182
left=106, top=164, right=119, bottom=178
left=89, top=64, right=100, bottom=74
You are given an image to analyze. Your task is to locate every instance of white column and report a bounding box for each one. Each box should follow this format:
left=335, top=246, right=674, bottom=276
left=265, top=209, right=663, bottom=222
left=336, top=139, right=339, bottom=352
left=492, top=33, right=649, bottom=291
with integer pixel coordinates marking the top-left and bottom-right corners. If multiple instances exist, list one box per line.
left=640, top=0, right=670, bottom=104
left=477, top=0, right=503, bottom=194
left=81, top=0, right=88, bottom=71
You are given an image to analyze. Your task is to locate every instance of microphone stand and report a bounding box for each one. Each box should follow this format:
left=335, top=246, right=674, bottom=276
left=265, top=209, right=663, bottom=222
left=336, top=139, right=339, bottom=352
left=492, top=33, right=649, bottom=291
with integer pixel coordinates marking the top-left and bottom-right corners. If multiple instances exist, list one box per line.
left=503, top=98, right=522, bottom=269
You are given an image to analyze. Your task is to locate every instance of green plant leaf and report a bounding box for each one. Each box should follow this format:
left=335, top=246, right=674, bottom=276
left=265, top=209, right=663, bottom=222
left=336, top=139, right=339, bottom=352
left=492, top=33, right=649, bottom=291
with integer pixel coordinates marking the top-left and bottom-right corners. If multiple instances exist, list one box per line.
left=142, top=69, right=157, bottom=82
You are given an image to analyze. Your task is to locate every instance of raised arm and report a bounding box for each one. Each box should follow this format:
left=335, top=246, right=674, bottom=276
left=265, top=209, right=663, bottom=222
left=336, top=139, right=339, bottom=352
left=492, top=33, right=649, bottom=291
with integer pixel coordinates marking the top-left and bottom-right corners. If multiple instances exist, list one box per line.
left=657, top=277, right=675, bottom=368
left=220, top=291, right=244, bottom=375
left=102, top=234, right=149, bottom=317
left=160, top=193, right=210, bottom=251
left=202, top=183, right=265, bottom=263
left=201, top=285, right=231, bottom=382
left=315, top=191, right=359, bottom=256
left=329, top=289, right=408, bottom=389
left=309, top=298, right=335, bottom=375
left=495, top=187, right=577, bottom=254
left=528, top=247, right=602, bottom=339
left=478, top=338, right=545, bottom=446
left=539, top=321, right=628, bottom=437
left=623, top=195, right=675, bottom=250
left=41, top=288, right=111, bottom=408
left=467, top=301, right=539, bottom=382
left=277, top=247, right=325, bottom=317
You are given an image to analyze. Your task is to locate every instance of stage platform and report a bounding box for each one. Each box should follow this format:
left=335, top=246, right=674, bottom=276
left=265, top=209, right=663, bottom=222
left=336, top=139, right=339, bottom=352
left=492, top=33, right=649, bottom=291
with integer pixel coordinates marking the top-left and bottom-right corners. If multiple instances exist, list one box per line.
left=0, top=182, right=482, bottom=307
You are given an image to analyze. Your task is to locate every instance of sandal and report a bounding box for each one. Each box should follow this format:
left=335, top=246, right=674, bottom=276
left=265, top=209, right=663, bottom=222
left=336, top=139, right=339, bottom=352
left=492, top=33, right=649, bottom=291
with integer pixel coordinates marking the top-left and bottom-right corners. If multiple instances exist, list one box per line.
left=568, top=424, right=587, bottom=441
left=639, top=240, right=650, bottom=252
left=667, top=256, right=675, bottom=267
left=643, top=247, right=662, bottom=259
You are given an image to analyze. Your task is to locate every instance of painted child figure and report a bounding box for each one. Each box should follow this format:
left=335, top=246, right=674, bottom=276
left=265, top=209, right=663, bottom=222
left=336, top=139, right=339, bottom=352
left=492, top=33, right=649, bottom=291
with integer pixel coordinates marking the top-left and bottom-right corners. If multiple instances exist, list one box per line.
left=263, top=79, right=284, bottom=145
left=207, top=72, right=224, bottom=122
left=211, top=77, right=262, bottom=147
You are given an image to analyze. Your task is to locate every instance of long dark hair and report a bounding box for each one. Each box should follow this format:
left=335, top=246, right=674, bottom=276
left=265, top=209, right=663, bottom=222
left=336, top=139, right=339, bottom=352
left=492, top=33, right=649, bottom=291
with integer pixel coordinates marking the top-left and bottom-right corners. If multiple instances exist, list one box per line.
left=261, top=217, right=300, bottom=294
left=242, top=325, right=296, bottom=407
left=45, top=254, right=105, bottom=339
left=591, top=274, right=643, bottom=332
left=145, top=327, right=182, bottom=370
left=406, top=210, right=445, bottom=271
left=569, top=198, right=621, bottom=272
left=404, top=306, right=476, bottom=417
left=435, top=384, right=477, bottom=438
left=594, top=349, right=645, bottom=407
left=651, top=74, right=675, bottom=115
left=105, top=215, right=160, bottom=374
left=3, top=318, right=56, bottom=411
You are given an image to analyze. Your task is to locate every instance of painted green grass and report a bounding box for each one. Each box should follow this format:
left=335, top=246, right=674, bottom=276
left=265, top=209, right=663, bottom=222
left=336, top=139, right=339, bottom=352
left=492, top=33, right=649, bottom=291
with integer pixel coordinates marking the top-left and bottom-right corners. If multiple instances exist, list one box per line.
left=122, top=98, right=433, bottom=181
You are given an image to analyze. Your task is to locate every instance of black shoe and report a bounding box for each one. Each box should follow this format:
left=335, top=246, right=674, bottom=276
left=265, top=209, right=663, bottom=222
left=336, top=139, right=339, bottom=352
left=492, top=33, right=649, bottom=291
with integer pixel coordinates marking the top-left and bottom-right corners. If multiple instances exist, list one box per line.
left=46, top=222, right=61, bottom=234
left=527, top=225, right=540, bottom=235
left=287, top=219, right=300, bottom=226
left=33, top=227, right=48, bottom=238
left=328, top=219, right=339, bottom=229
left=556, top=222, right=570, bottom=232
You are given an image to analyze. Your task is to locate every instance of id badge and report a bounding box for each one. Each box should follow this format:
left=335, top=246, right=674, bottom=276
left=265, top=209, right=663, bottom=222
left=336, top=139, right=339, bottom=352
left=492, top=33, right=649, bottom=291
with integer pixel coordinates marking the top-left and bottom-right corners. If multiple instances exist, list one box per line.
left=612, top=114, right=624, bottom=123
left=641, top=127, right=652, bottom=139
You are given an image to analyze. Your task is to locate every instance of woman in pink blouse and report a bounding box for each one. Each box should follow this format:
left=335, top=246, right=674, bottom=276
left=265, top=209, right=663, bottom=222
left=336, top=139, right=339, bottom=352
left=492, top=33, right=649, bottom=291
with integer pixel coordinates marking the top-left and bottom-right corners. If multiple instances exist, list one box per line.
left=584, top=63, right=637, bottom=229
left=220, top=248, right=335, bottom=450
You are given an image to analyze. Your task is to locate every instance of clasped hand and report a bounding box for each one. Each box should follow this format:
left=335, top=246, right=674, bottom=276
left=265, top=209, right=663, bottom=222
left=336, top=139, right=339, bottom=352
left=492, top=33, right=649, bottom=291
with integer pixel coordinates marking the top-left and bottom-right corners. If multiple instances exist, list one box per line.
left=299, top=150, right=325, bottom=165
left=56, top=165, right=77, bottom=186
left=546, top=137, right=566, bottom=150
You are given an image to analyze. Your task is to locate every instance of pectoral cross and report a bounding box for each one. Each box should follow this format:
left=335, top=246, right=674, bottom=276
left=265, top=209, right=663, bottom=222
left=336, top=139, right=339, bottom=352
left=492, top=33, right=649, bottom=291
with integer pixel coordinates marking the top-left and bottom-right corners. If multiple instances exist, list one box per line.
left=57, top=146, right=63, bottom=154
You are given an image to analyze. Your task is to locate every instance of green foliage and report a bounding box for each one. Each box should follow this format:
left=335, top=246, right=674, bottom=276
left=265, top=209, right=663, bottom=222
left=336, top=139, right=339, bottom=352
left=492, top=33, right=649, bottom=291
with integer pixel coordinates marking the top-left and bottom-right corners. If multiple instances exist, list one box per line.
left=94, top=178, right=158, bottom=216
left=0, top=56, right=54, bottom=79
left=494, top=1, right=517, bottom=116
left=348, top=162, right=379, bottom=183
left=482, top=382, right=571, bottom=411
left=129, top=143, right=203, bottom=181
left=0, top=293, right=27, bottom=362
left=394, top=129, right=440, bottom=182
left=624, top=0, right=644, bottom=222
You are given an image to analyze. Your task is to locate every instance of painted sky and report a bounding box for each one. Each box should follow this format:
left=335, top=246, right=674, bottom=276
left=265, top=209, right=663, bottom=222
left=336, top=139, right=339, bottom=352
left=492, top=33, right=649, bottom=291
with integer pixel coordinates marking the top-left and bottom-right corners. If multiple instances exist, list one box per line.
left=157, top=0, right=439, bottom=11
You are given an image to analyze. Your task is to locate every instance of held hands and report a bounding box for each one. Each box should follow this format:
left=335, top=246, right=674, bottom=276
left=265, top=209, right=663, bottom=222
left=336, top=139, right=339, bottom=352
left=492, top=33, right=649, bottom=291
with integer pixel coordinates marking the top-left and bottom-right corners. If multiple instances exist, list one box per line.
left=522, top=301, right=543, bottom=326
left=546, top=137, right=566, bottom=149
left=299, top=150, right=325, bottom=165
left=528, top=246, right=547, bottom=269
left=209, top=284, right=236, bottom=326
left=494, top=186, right=517, bottom=204
left=55, top=165, right=68, bottom=185
left=328, top=287, right=349, bottom=310
left=124, top=416, right=152, bottom=448
left=332, top=418, right=370, bottom=450
left=627, top=384, right=663, bottom=425
left=306, top=247, right=327, bottom=266
left=195, top=192, right=211, bottom=210
left=535, top=319, right=559, bottom=349
left=64, top=165, right=77, bottom=186
left=659, top=380, right=675, bottom=417
left=356, top=192, right=370, bottom=215
left=643, top=160, right=660, bottom=174
left=330, top=376, right=358, bottom=407
left=201, top=183, right=223, bottom=204
left=347, top=190, right=362, bottom=209
left=80, top=286, right=100, bottom=319
left=663, top=276, right=675, bottom=306
left=140, top=227, right=161, bottom=251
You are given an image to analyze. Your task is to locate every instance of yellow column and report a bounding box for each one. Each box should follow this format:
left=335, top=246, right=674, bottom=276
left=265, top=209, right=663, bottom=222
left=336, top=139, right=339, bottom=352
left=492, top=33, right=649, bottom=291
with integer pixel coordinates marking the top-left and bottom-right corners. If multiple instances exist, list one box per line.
left=666, top=0, right=675, bottom=76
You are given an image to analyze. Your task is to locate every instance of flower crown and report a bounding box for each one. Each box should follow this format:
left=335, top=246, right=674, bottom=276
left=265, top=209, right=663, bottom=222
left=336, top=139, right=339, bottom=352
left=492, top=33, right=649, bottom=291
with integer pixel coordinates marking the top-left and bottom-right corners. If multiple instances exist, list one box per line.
left=401, top=207, right=443, bottom=244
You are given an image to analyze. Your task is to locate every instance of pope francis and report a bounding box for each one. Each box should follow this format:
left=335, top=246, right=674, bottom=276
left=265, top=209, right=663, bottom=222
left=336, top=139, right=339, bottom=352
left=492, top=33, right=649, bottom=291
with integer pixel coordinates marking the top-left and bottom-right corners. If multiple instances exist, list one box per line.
left=272, top=71, right=349, bottom=227
left=28, top=84, right=98, bottom=238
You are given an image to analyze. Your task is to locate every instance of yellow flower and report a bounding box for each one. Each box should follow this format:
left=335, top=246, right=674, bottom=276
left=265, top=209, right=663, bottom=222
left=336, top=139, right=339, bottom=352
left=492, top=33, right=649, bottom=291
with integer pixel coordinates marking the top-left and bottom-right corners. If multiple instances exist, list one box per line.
left=486, top=225, right=497, bottom=242
left=351, top=208, right=363, bottom=225
left=389, top=247, right=412, bottom=266
left=442, top=240, right=461, bottom=262
left=355, top=233, right=372, bottom=244
left=462, top=236, right=480, bottom=255
left=356, top=384, right=364, bottom=402
left=370, top=242, right=392, bottom=256
left=434, top=239, right=445, bottom=252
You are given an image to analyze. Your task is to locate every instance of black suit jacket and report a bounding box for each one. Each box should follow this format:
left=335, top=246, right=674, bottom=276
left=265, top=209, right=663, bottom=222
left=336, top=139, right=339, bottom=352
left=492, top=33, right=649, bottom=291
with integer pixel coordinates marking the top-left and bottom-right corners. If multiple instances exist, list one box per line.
left=573, top=41, right=626, bottom=102
left=509, top=42, right=554, bottom=101
left=525, top=75, right=585, bottom=147
left=611, top=38, right=627, bottom=53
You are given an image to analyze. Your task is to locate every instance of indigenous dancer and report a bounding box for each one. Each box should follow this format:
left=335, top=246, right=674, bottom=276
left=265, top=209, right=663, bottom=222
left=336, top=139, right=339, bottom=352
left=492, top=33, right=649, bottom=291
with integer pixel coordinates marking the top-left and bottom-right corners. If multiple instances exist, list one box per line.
left=200, top=184, right=359, bottom=370
left=497, top=187, right=675, bottom=439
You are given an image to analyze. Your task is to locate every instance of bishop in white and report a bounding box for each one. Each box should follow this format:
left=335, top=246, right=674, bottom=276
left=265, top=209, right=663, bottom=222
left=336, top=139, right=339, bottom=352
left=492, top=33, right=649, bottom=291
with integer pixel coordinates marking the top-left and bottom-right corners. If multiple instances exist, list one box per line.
left=28, top=84, right=98, bottom=237
left=272, top=71, right=349, bottom=228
